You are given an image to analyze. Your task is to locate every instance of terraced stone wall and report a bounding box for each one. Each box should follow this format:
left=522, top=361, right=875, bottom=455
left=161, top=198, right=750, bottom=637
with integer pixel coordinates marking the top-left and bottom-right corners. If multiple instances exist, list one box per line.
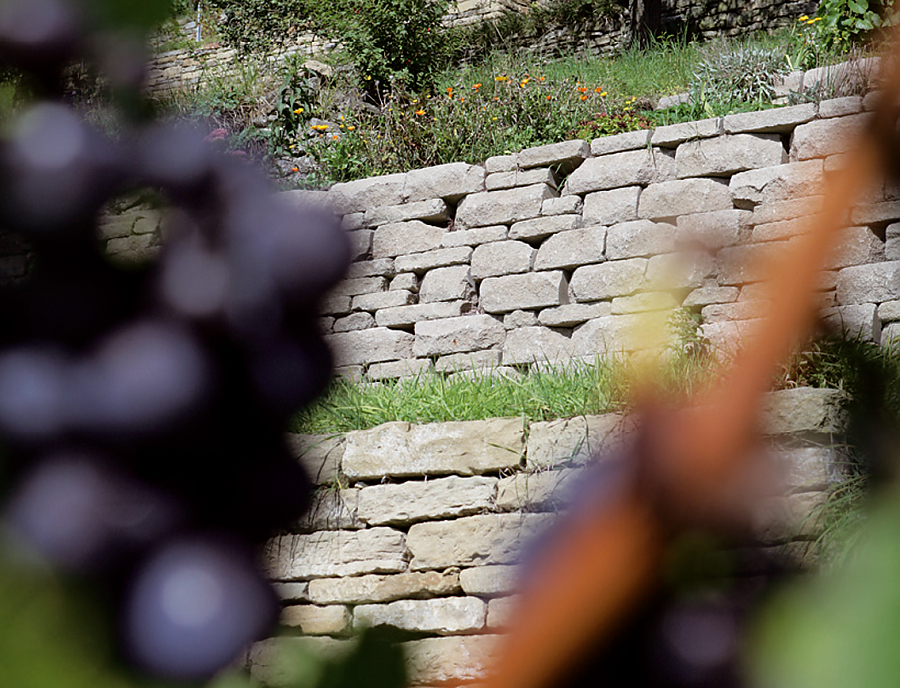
left=253, top=387, right=848, bottom=685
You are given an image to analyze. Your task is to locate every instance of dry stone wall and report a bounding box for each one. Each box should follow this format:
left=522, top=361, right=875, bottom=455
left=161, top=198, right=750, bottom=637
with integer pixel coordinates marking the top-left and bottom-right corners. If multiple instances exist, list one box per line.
left=253, top=387, right=850, bottom=685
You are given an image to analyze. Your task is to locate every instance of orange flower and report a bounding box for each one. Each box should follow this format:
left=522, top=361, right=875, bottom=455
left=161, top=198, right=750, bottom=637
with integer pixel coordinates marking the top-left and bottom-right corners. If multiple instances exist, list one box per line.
left=546, top=95, right=551, bottom=101
left=347, top=125, right=355, bottom=131
left=580, top=94, right=587, bottom=101
left=332, top=134, right=339, bottom=140
left=577, top=86, right=588, bottom=93
left=446, top=86, right=453, bottom=98
left=290, top=166, right=299, bottom=172
left=473, top=83, right=482, bottom=89
left=594, top=86, right=604, bottom=93
left=415, top=109, right=425, bottom=115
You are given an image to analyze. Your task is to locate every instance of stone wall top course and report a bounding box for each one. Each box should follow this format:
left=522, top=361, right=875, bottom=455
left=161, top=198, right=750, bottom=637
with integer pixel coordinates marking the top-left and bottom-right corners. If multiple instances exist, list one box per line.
left=563, top=148, right=676, bottom=195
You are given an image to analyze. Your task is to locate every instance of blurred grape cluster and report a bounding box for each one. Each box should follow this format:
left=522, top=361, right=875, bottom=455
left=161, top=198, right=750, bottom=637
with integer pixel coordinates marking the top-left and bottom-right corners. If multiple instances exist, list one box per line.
left=0, top=0, right=349, bottom=681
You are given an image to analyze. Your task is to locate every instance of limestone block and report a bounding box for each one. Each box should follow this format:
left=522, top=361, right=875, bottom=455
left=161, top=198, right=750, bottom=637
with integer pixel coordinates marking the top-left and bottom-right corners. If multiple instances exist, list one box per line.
left=774, top=445, right=847, bottom=492
left=850, top=200, right=900, bottom=225
left=298, top=487, right=360, bottom=531
left=878, top=299, right=900, bottom=322
left=325, top=327, right=414, bottom=367
left=582, top=186, right=641, bottom=225
left=723, top=103, right=817, bottom=133
left=650, top=249, right=716, bottom=290
left=375, top=300, right=471, bottom=329
left=480, top=271, right=569, bottom=313
left=730, top=160, right=824, bottom=208
left=717, top=242, right=787, bottom=285
left=684, top=285, right=740, bottom=308
left=837, top=261, right=900, bottom=304
left=471, top=240, right=535, bottom=280
left=364, top=198, right=449, bottom=227
left=888, top=222, right=900, bottom=260
left=394, top=247, right=472, bottom=275
left=341, top=212, right=366, bottom=231
left=676, top=134, right=786, bottom=178
left=389, top=273, right=419, bottom=292
left=752, top=491, right=827, bottom=544
left=367, top=358, right=434, bottom=381
left=459, top=565, right=519, bottom=596
left=517, top=139, right=590, bottom=173
left=358, top=475, right=497, bottom=526
left=486, top=596, right=519, bottom=629
left=265, top=528, right=407, bottom=580
left=308, top=570, right=461, bottom=605
left=526, top=414, right=624, bottom=468
left=538, top=302, right=613, bottom=327
left=456, top=184, right=554, bottom=228
left=569, top=258, right=646, bottom=301
left=486, top=168, right=558, bottom=191
left=352, top=290, right=415, bottom=312
left=508, top=214, right=582, bottom=241
left=249, top=637, right=353, bottom=685
left=405, top=162, right=485, bottom=202
left=883, top=322, right=900, bottom=343
left=333, top=311, right=375, bottom=332
left=534, top=227, right=606, bottom=270
left=354, top=597, right=486, bottom=634
left=501, top=326, right=574, bottom=365
left=485, top=154, right=517, bottom=173
left=286, top=433, right=344, bottom=485
left=563, top=148, right=675, bottom=195
left=791, top=113, right=873, bottom=160
left=496, top=468, right=579, bottom=511
left=762, top=387, right=848, bottom=435
left=822, top=303, right=880, bottom=342
left=419, top=265, right=475, bottom=303
left=435, top=350, right=503, bottom=373
left=347, top=258, right=395, bottom=279
left=611, top=291, right=678, bottom=314
left=407, top=513, right=551, bottom=569
left=572, top=311, right=673, bottom=355
left=503, top=310, right=539, bottom=329
left=328, top=173, right=407, bottom=214
left=637, top=178, right=731, bottom=221
left=342, top=417, right=525, bottom=479
left=372, top=221, right=446, bottom=259
left=281, top=605, right=351, bottom=635
left=106, top=233, right=157, bottom=259
left=606, top=219, right=675, bottom=259
left=542, top=196, right=583, bottom=216
left=413, top=314, right=505, bottom=356
left=274, top=581, right=309, bottom=602
left=591, top=129, right=651, bottom=156
left=818, top=95, right=862, bottom=118
left=701, top=300, right=769, bottom=322
left=441, top=225, right=508, bottom=247
left=329, top=276, right=386, bottom=300
left=404, top=635, right=499, bottom=686
left=676, top=209, right=750, bottom=249
left=650, top=117, right=719, bottom=146
left=826, top=226, right=883, bottom=269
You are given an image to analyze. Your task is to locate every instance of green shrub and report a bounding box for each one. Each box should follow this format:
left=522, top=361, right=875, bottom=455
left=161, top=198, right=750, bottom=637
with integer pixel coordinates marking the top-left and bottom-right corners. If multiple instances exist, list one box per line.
left=689, top=44, right=789, bottom=112
left=204, top=0, right=314, bottom=53
left=816, top=0, right=896, bottom=48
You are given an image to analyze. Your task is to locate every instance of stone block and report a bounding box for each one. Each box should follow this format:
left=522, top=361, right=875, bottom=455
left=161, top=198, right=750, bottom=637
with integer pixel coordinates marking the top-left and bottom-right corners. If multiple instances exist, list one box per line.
left=637, top=178, right=731, bottom=221
left=281, top=605, right=351, bottom=635
left=329, top=173, right=407, bottom=214
left=821, top=303, right=880, bottom=342
left=611, top=291, right=678, bottom=315
left=325, top=327, right=415, bottom=367
left=330, top=276, right=387, bottom=300
left=249, top=637, right=353, bottom=685
left=366, top=358, right=434, bottom=381
left=676, top=134, right=786, bottom=178
left=341, top=212, right=366, bottom=231
left=405, top=162, right=485, bottom=202
left=752, top=492, right=827, bottom=544
left=818, top=95, right=862, bottom=118
left=538, top=302, right=613, bottom=327
left=394, top=247, right=472, bottom=274
left=487, top=596, right=519, bottom=629
left=471, top=241, right=535, bottom=280
left=542, top=196, right=583, bottom=216
left=413, top=314, right=506, bottom=356
left=591, top=129, right=652, bottom=156
left=683, top=285, right=740, bottom=307
left=730, top=160, right=824, bottom=208
left=563, top=148, right=675, bottom=194
left=274, top=581, right=309, bottom=602
left=389, top=272, right=418, bottom=292
left=791, top=113, right=873, bottom=160
left=650, top=117, right=719, bottom=146
left=701, top=301, right=769, bottom=322
left=775, top=445, right=848, bottom=492
left=751, top=217, right=811, bottom=242
left=364, top=199, right=449, bottom=227
left=723, top=103, right=817, bottom=133
left=459, top=565, right=519, bottom=596
left=342, top=417, right=525, bottom=479
left=569, top=258, right=647, bottom=301
left=884, top=322, right=900, bottom=343
left=762, top=387, right=848, bottom=435
left=878, top=299, right=900, bottom=322
left=264, top=528, right=407, bottom=580
left=456, top=184, right=554, bottom=228
left=487, top=168, right=558, bottom=191
left=355, top=597, right=486, bottom=634
left=752, top=196, right=825, bottom=225
left=887, top=222, right=900, bottom=260
left=502, top=326, right=574, bottom=365
left=407, top=513, right=551, bottom=569
left=480, top=271, right=569, bottom=313
left=347, top=258, right=395, bottom=279
left=508, top=214, right=582, bottom=241
left=441, top=225, right=508, bottom=247
left=358, top=476, right=497, bottom=526
left=826, top=226, right=883, bottom=269
left=333, top=312, right=375, bottom=333
left=435, top=350, right=503, bottom=373
left=717, top=242, right=787, bottom=285
left=375, top=300, right=471, bottom=329
left=572, top=312, right=673, bottom=354
left=582, top=186, right=641, bottom=225
left=308, top=570, right=461, bottom=605
left=534, top=227, right=606, bottom=270
left=837, top=261, right=900, bottom=304
left=419, top=265, right=475, bottom=303
left=497, top=469, right=578, bottom=511
left=676, top=209, right=750, bottom=249
left=286, top=433, right=344, bottom=485
left=850, top=200, right=900, bottom=225
left=656, top=92, right=690, bottom=109
left=373, top=221, right=446, bottom=259
left=503, top=310, right=539, bottom=329
left=404, top=636, right=499, bottom=686
left=485, top=154, right=517, bottom=173
left=352, top=290, right=415, bottom=312
left=518, top=139, right=590, bottom=173
left=526, top=414, right=624, bottom=468
left=606, top=220, right=675, bottom=259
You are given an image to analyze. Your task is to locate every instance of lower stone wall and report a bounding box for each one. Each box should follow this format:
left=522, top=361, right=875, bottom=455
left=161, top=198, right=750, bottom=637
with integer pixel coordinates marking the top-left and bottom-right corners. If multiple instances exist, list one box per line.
left=253, top=387, right=848, bottom=685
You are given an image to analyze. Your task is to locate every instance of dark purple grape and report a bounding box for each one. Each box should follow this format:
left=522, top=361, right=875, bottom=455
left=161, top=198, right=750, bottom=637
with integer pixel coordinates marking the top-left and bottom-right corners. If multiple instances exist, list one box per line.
left=120, top=535, right=279, bottom=681
left=136, top=122, right=213, bottom=195
left=0, top=346, right=68, bottom=444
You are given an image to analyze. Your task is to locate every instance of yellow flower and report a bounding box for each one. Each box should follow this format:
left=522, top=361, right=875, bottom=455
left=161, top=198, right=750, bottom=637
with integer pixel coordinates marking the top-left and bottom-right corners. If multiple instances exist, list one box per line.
left=293, top=107, right=304, bottom=114
left=340, top=114, right=344, bottom=120
left=347, top=125, right=355, bottom=131
left=415, top=109, right=425, bottom=115
left=310, top=124, right=329, bottom=130
left=491, top=116, right=498, bottom=121
left=495, top=75, right=508, bottom=81
left=339, top=124, right=344, bottom=128
left=798, top=14, right=808, bottom=21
